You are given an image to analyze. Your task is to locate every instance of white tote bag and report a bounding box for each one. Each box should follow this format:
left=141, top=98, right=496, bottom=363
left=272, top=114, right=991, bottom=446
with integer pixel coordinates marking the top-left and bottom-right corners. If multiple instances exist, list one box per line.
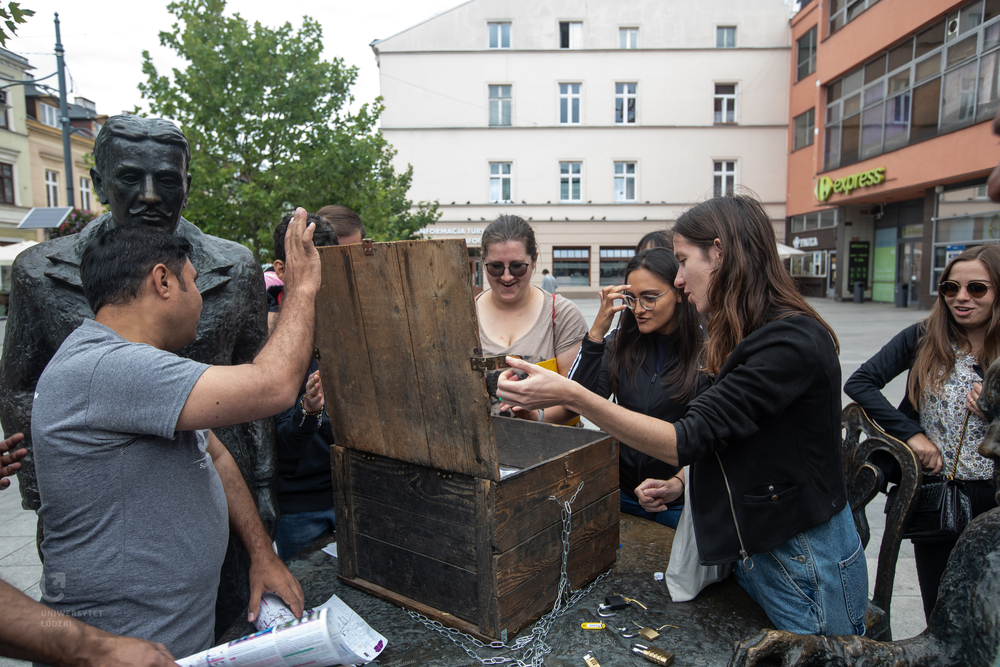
left=664, top=467, right=734, bottom=601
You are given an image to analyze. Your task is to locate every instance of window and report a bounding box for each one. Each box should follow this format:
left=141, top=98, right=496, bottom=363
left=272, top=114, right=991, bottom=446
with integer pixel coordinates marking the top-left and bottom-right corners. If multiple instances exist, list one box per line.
left=717, top=26, right=736, bottom=48
left=620, top=27, right=638, bottom=49
left=797, top=27, right=817, bottom=81
left=790, top=251, right=828, bottom=277
left=790, top=210, right=837, bottom=232
left=553, top=247, right=590, bottom=286
left=79, top=177, right=92, bottom=211
left=615, top=83, right=637, bottom=124
left=824, top=1, right=1000, bottom=171
left=0, top=91, right=8, bottom=130
left=488, top=22, right=510, bottom=49
left=489, top=163, right=512, bottom=203
left=559, top=83, right=581, bottom=124
left=714, top=84, right=737, bottom=124
left=830, top=0, right=883, bottom=34
left=489, top=85, right=511, bottom=126
left=794, top=108, right=816, bottom=150
left=39, top=103, right=59, bottom=128
left=559, top=21, right=582, bottom=49
left=45, top=169, right=59, bottom=207
left=0, top=162, right=13, bottom=204
left=614, top=162, right=636, bottom=201
left=560, top=162, right=582, bottom=202
left=600, top=248, right=634, bottom=286
left=713, top=161, right=736, bottom=197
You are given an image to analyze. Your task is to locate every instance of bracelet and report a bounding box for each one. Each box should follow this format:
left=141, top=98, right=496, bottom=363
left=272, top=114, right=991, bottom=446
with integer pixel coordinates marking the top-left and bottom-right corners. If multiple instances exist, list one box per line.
left=673, top=475, right=685, bottom=494
left=299, top=395, right=324, bottom=427
left=587, top=332, right=604, bottom=344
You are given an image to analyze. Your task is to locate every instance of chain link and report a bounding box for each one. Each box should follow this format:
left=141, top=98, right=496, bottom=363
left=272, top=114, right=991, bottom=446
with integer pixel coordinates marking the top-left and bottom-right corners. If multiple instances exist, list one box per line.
left=406, top=482, right=611, bottom=666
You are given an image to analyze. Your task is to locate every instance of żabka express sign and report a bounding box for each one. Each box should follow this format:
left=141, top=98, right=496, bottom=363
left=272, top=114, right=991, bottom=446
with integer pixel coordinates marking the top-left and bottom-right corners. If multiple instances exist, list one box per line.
left=815, top=167, right=885, bottom=202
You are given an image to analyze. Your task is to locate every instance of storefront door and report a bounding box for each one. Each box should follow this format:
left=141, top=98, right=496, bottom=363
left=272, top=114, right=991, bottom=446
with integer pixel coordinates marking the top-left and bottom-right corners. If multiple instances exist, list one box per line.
left=898, top=241, right=922, bottom=305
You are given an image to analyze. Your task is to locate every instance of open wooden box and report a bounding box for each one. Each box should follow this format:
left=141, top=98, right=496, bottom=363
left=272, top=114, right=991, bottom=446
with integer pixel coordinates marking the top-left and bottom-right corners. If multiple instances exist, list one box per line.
left=315, top=239, right=618, bottom=641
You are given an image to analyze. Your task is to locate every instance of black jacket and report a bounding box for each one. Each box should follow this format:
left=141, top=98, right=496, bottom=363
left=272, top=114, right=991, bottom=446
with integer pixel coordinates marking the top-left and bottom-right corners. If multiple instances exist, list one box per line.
left=274, top=360, right=335, bottom=514
left=843, top=322, right=924, bottom=442
left=674, top=315, right=847, bottom=565
left=570, top=330, right=708, bottom=501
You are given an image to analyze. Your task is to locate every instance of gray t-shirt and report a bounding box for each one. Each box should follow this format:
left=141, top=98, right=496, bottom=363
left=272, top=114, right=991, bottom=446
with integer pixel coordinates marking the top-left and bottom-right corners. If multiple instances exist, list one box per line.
left=32, top=319, right=227, bottom=659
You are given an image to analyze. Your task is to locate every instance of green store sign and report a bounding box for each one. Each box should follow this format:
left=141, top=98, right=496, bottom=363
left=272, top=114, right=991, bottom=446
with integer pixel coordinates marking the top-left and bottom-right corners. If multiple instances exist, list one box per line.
left=815, top=167, right=885, bottom=201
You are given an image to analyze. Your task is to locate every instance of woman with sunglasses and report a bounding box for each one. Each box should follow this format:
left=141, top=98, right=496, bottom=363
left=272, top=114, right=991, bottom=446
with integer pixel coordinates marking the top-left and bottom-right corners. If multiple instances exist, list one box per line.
left=569, top=247, right=706, bottom=528
left=475, top=214, right=587, bottom=423
left=845, top=244, right=1000, bottom=621
left=498, top=196, right=865, bottom=637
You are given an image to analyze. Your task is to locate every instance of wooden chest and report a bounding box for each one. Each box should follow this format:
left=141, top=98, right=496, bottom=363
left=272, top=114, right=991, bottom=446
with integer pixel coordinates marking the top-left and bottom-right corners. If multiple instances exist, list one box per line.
left=315, top=239, right=619, bottom=641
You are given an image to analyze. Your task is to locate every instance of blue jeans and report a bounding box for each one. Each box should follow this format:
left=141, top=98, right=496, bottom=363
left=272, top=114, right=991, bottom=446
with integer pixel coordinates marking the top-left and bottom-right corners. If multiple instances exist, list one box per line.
left=620, top=490, right=683, bottom=529
left=734, top=504, right=867, bottom=636
left=274, top=506, right=337, bottom=562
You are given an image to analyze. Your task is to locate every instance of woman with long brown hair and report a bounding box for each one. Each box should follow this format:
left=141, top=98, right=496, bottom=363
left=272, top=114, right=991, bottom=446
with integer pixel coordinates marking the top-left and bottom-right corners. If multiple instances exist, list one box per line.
left=498, top=195, right=866, bottom=637
left=845, top=244, right=1000, bottom=620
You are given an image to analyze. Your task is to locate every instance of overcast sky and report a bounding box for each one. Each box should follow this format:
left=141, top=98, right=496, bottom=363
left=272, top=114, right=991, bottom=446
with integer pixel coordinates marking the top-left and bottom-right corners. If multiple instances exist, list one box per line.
left=8, top=0, right=462, bottom=118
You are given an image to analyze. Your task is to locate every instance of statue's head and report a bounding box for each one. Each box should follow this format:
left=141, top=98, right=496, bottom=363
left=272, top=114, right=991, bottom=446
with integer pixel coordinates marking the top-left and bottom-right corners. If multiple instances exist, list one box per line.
left=91, top=115, right=192, bottom=234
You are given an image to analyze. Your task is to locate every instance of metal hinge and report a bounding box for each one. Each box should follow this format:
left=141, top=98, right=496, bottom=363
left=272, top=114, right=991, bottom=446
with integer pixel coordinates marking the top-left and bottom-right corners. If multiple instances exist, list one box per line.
left=470, top=355, right=520, bottom=372
left=362, top=238, right=374, bottom=255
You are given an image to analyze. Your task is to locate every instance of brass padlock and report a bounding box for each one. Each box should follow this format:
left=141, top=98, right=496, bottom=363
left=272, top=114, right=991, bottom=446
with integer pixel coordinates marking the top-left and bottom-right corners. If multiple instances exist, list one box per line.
left=632, top=644, right=675, bottom=666
left=637, top=626, right=660, bottom=641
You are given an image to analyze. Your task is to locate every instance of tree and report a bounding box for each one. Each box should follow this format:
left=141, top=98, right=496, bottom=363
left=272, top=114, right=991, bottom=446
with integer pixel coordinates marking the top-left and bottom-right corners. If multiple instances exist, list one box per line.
left=139, top=0, right=438, bottom=262
left=0, top=2, right=33, bottom=48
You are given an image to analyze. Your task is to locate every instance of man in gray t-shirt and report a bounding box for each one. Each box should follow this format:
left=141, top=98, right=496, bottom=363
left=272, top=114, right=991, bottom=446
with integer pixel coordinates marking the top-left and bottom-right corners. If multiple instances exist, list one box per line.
left=30, top=212, right=321, bottom=660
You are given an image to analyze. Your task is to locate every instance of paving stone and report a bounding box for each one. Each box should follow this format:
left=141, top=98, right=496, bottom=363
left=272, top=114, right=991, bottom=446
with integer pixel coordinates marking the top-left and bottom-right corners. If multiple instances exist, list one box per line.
left=0, top=543, right=40, bottom=568
left=0, top=564, right=40, bottom=592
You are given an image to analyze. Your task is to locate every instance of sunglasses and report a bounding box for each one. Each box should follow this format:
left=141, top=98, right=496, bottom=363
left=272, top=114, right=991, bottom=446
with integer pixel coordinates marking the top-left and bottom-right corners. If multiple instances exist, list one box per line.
left=485, top=262, right=530, bottom=278
left=939, top=280, right=991, bottom=298
left=622, top=290, right=671, bottom=311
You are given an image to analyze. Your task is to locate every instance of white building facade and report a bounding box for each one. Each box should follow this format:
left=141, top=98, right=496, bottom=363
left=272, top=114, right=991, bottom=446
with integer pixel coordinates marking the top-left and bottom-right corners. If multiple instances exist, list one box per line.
left=373, top=0, right=793, bottom=297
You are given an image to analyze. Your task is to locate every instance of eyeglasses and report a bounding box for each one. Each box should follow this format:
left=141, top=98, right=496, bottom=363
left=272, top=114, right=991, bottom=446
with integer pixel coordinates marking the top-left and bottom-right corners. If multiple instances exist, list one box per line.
left=622, top=290, right=671, bottom=311
left=939, top=280, right=991, bottom=298
left=485, top=262, right=530, bottom=278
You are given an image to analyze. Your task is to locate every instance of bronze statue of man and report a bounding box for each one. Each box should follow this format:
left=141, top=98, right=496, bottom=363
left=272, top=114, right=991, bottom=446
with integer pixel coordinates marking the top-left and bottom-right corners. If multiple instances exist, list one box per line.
left=0, top=115, right=275, bottom=636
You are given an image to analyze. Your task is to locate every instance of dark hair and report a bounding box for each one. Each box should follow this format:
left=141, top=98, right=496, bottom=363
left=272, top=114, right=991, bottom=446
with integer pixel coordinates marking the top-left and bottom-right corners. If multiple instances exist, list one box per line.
left=316, top=205, right=365, bottom=240
left=93, top=115, right=190, bottom=176
left=542, top=269, right=550, bottom=275
left=272, top=212, right=339, bottom=262
left=636, top=230, right=671, bottom=253
left=481, top=214, right=538, bottom=261
left=908, top=244, right=1000, bottom=406
left=607, top=248, right=702, bottom=402
left=671, top=195, right=838, bottom=375
left=81, top=224, right=192, bottom=314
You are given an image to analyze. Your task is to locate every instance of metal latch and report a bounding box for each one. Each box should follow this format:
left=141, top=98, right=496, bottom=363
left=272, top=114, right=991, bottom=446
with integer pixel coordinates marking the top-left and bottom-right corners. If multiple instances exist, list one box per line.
left=470, top=355, right=520, bottom=372
left=361, top=238, right=374, bottom=255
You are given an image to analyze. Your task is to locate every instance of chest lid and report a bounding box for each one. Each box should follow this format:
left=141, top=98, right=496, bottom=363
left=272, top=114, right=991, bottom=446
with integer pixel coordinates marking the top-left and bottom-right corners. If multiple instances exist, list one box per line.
left=315, top=239, right=499, bottom=481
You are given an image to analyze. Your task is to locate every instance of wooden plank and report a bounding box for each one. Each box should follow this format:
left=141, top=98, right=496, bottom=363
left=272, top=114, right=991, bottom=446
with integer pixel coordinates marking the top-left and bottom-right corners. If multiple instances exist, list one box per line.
left=330, top=446, right=357, bottom=579
left=354, top=534, right=479, bottom=623
left=494, top=490, right=618, bottom=597
left=493, top=417, right=610, bottom=470
left=315, top=246, right=387, bottom=456
left=397, top=240, right=499, bottom=480
left=347, top=452, right=477, bottom=525
left=475, top=478, right=499, bottom=637
left=494, top=437, right=618, bottom=552
left=496, top=524, right=619, bottom=636
left=352, top=496, right=476, bottom=571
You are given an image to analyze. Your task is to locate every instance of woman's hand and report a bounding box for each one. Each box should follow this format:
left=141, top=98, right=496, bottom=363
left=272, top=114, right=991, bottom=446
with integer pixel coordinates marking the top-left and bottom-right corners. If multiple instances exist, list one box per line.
left=303, top=370, right=324, bottom=413
left=906, top=432, right=943, bottom=474
left=588, top=284, right=630, bottom=343
left=635, top=476, right=683, bottom=512
left=968, top=382, right=985, bottom=418
left=497, top=357, right=577, bottom=411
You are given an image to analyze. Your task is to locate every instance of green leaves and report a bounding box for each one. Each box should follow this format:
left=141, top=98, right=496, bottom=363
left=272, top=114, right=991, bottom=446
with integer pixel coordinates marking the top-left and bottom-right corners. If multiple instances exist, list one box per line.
left=139, top=0, right=438, bottom=261
left=0, top=2, right=35, bottom=47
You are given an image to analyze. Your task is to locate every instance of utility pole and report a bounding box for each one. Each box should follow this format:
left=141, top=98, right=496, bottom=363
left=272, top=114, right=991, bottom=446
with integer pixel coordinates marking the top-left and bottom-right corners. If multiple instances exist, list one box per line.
left=54, top=13, right=74, bottom=208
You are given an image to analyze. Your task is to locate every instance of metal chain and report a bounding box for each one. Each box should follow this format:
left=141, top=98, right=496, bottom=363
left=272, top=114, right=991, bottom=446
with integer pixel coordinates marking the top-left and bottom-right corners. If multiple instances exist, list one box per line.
left=406, top=481, right=611, bottom=666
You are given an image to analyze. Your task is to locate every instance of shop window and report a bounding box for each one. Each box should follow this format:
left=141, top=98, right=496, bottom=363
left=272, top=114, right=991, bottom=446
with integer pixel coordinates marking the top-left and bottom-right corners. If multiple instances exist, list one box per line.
left=599, top=247, right=634, bottom=286
left=790, top=251, right=828, bottom=277
left=553, top=247, right=590, bottom=286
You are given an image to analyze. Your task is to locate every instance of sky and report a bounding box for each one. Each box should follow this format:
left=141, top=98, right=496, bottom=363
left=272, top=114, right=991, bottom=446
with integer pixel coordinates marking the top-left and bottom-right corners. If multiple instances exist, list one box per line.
left=7, top=0, right=464, bottom=118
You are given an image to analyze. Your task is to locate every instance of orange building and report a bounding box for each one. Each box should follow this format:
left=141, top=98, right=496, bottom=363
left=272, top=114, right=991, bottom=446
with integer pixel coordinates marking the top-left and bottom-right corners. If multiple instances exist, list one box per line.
left=787, top=0, right=1000, bottom=308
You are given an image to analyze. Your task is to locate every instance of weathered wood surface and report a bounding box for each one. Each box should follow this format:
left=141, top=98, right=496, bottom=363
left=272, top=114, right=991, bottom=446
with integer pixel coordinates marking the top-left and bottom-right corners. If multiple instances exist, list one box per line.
left=315, top=240, right=499, bottom=481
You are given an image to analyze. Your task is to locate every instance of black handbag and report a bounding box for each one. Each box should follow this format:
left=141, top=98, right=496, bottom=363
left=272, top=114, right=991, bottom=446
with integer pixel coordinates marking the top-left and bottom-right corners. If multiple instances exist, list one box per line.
left=884, top=410, right=974, bottom=544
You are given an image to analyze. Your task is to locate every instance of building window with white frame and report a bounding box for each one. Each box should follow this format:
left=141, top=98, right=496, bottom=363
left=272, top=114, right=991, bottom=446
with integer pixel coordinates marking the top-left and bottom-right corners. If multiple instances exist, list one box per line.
left=615, top=83, right=637, bottom=124
left=0, top=91, right=8, bottom=130
left=714, top=83, right=737, bottom=124
left=490, top=162, right=512, bottom=203
left=717, top=26, right=736, bottom=48
left=713, top=161, right=736, bottom=197
left=488, top=22, right=510, bottom=49
left=39, top=103, right=59, bottom=128
left=559, top=21, right=582, bottom=49
left=0, top=162, right=14, bottom=204
left=560, top=162, right=582, bottom=202
left=559, top=83, right=581, bottom=124
left=79, top=176, right=93, bottom=211
left=45, top=169, right=59, bottom=207
left=489, top=85, right=512, bottom=126
left=614, top=162, right=637, bottom=202
left=793, top=108, right=815, bottom=150
left=620, top=27, right=638, bottom=49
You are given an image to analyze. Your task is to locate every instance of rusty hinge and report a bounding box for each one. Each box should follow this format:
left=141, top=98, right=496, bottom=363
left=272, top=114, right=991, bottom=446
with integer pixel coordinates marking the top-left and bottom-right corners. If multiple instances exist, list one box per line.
left=361, top=238, right=374, bottom=255
left=470, top=354, right=520, bottom=373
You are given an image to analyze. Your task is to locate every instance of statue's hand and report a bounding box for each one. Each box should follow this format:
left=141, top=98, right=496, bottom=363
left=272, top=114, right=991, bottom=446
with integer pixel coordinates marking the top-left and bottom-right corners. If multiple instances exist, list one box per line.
left=0, top=432, right=26, bottom=490
left=729, top=629, right=828, bottom=667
